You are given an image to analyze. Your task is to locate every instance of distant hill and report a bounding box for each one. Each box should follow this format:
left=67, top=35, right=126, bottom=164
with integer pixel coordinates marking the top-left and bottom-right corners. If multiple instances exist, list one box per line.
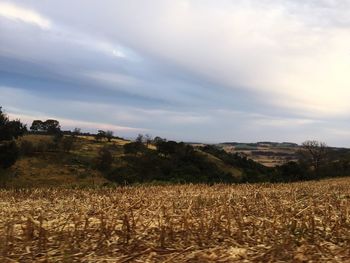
left=2, top=135, right=350, bottom=187
left=213, top=141, right=300, bottom=167
left=3, top=134, right=246, bottom=187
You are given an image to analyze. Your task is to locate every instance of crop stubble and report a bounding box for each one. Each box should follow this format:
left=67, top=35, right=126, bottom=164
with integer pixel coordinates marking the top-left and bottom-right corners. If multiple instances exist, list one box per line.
left=1, top=178, right=350, bottom=262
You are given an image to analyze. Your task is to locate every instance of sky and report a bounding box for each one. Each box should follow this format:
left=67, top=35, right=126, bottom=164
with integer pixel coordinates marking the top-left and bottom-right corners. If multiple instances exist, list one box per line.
left=1, top=0, right=350, bottom=146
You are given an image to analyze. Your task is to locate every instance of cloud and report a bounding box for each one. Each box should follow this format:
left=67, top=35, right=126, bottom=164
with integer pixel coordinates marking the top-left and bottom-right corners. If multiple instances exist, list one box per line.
left=0, top=2, right=51, bottom=29
left=87, top=71, right=140, bottom=89
left=17, top=0, right=349, bottom=116
left=2, top=1, right=350, bottom=145
left=8, top=112, right=143, bottom=133
left=112, top=49, right=126, bottom=58
left=0, top=86, right=209, bottom=137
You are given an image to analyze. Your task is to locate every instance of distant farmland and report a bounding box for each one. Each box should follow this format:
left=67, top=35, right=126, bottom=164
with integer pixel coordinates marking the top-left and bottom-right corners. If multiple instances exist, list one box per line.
left=1, top=178, right=350, bottom=262
left=217, top=142, right=299, bottom=167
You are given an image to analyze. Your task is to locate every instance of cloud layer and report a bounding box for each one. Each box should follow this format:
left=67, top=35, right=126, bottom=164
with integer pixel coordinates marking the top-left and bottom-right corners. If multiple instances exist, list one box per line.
left=1, top=0, right=350, bottom=146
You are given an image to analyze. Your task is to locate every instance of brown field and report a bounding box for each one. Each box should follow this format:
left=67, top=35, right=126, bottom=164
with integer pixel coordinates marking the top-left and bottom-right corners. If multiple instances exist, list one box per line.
left=221, top=145, right=298, bottom=167
left=1, top=178, right=350, bottom=262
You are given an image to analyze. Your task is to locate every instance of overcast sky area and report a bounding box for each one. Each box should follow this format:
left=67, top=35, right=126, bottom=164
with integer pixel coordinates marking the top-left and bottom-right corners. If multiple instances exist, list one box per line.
left=1, top=1, right=350, bottom=146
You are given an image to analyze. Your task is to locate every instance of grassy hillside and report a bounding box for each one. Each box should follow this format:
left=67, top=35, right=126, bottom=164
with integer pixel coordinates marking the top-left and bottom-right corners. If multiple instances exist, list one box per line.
left=2, top=134, right=245, bottom=187
left=197, top=149, right=242, bottom=179
left=3, top=135, right=126, bottom=187
left=3, top=134, right=350, bottom=187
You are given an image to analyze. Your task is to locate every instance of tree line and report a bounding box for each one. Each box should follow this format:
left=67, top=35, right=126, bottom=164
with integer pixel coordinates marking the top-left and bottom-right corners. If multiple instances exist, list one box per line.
left=0, top=108, right=118, bottom=169
left=1, top=106, right=350, bottom=184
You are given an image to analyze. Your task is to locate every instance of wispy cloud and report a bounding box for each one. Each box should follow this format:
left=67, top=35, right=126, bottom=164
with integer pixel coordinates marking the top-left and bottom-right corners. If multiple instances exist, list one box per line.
left=8, top=112, right=145, bottom=133
left=0, top=2, right=51, bottom=29
left=1, top=1, right=350, bottom=146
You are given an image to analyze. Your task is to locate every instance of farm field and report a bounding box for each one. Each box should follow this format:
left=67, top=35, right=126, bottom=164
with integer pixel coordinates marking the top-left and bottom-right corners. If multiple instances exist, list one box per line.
left=1, top=178, right=350, bottom=262
left=218, top=142, right=299, bottom=167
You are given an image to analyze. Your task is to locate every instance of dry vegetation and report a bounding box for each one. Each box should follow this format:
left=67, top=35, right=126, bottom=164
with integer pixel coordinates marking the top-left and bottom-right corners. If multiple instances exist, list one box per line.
left=1, top=178, right=350, bottom=262
left=3, top=135, right=122, bottom=188
left=221, top=145, right=298, bottom=167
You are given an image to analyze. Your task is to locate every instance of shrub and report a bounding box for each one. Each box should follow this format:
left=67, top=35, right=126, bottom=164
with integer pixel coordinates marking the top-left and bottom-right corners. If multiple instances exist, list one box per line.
left=0, top=106, right=26, bottom=169
left=96, top=147, right=113, bottom=171
left=0, top=141, right=19, bottom=169
left=274, top=161, right=308, bottom=182
left=62, top=136, right=75, bottom=152
left=19, top=140, right=35, bottom=156
left=123, top=142, right=146, bottom=155
left=36, top=140, right=48, bottom=153
left=107, top=166, right=138, bottom=184
left=53, top=131, right=63, bottom=146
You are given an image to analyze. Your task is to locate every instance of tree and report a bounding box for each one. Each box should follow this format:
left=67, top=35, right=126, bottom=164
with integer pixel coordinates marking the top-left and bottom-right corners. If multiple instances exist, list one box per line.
left=30, top=120, right=44, bottom=132
left=0, top=108, right=27, bottom=141
left=96, top=146, right=113, bottom=171
left=124, top=142, right=146, bottom=155
left=0, top=107, right=26, bottom=169
left=95, top=130, right=106, bottom=141
left=275, top=161, right=308, bottom=182
left=105, top=130, right=114, bottom=142
left=0, top=141, right=19, bottom=169
left=0, top=119, right=26, bottom=141
left=44, top=119, right=61, bottom=134
left=30, top=119, right=61, bottom=134
left=0, top=107, right=7, bottom=126
left=301, top=140, right=328, bottom=170
left=154, top=137, right=168, bottom=154
left=156, top=140, right=178, bottom=157
left=136, top=134, right=144, bottom=144
left=154, top=136, right=166, bottom=145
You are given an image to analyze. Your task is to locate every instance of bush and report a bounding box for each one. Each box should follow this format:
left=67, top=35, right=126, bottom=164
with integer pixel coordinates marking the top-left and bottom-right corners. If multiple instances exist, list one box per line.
left=0, top=141, right=19, bottom=169
left=107, top=142, right=237, bottom=185
left=274, top=161, right=308, bottom=182
left=124, top=142, right=146, bottom=155
left=53, top=131, right=63, bottom=147
left=36, top=140, right=48, bottom=153
left=62, top=136, right=75, bottom=152
left=19, top=140, right=35, bottom=156
left=0, top=106, right=26, bottom=169
left=107, top=166, right=138, bottom=184
left=96, top=147, right=113, bottom=171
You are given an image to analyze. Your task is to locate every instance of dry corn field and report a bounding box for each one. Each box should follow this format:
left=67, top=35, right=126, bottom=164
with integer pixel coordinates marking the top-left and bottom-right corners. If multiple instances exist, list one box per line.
left=1, top=178, right=350, bottom=262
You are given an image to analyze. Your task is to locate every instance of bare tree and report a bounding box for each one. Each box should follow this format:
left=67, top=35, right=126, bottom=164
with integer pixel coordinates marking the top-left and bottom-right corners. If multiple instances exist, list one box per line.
left=135, top=134, right=144, bottom=144
left=301, top=140, right=328, bottom=170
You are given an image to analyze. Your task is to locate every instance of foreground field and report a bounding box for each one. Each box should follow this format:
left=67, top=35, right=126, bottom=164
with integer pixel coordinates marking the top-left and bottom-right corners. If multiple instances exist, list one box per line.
left=1, top=179, right=350, bottom=262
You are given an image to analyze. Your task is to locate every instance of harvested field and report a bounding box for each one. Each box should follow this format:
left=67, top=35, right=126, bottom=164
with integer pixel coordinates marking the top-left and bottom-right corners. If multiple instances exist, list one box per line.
left=1, top=178, right=350, bottom=262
